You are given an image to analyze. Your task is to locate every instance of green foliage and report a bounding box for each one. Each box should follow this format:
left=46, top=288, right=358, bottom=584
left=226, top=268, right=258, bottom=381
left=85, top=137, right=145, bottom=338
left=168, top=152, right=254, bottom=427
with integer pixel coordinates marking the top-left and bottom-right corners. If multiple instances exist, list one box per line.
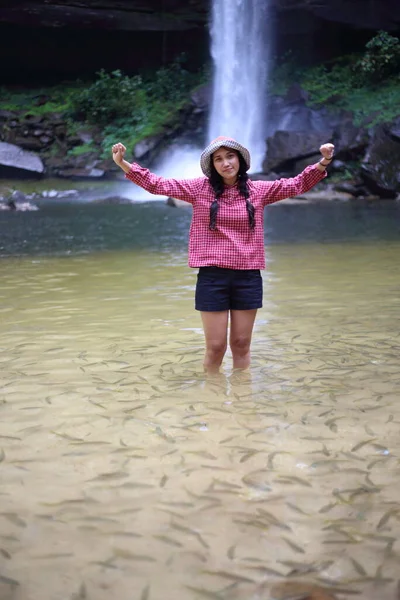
left=269, top=34, right=400, bottom=128
left=144, top=54, right=195, bottom=102
left=0, top=84, right=82, bottom=115
left=71, top=70, right=147, bottom=126
left=269, top=52, right=304, bottom=96
left=354, top=31, right=400, bottom=85
left=344, top=79, right=400, bottom=127
left=99, top=100, right=181, bottom=158
left=67, top=142, right=95, bottom=157
left=301, top=61, right=355, bottom=105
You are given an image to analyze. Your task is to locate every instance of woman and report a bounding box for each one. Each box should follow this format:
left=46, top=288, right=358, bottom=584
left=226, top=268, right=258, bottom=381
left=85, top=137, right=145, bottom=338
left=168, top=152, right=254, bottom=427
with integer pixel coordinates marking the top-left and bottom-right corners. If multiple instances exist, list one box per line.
left=112, top=136, right=334, bottom=374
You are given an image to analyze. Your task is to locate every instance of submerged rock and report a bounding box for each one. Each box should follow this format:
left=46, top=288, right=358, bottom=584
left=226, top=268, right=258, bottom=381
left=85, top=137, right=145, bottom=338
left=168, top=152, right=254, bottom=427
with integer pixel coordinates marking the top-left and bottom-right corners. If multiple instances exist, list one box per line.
left=57, top=167, right=105, bottom=179
left=269, top=581, right=337, bottom=600
left=167, top=197, right=191, bottom=208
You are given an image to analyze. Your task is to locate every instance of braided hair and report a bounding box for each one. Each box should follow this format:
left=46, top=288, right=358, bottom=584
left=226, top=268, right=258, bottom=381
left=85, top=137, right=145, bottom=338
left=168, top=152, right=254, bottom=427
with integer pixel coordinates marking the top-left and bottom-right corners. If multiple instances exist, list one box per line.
left=208, top=152, right=255, bottom=231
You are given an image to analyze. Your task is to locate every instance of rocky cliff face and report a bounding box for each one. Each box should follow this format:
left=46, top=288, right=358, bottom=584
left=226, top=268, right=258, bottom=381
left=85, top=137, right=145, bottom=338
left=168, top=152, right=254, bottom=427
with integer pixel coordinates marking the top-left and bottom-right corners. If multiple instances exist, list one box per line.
left=2, top=0, right=400, bottom=32
left=1, top=0, right=399, bottom=82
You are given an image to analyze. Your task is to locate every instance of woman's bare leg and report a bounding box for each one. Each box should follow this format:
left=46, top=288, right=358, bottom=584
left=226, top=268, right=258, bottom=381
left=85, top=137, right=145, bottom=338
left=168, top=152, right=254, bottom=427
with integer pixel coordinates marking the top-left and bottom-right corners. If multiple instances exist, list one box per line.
left=229, top=309, right=257, bottom=370
left=200, top=311, right=229, bottom=373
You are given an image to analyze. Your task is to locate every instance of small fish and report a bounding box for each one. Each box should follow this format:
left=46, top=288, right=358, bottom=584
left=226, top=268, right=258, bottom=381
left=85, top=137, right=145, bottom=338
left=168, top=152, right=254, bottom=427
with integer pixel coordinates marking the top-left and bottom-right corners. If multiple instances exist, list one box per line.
left=257, top=508, right=292, bottom=531
left=184, top=586, right=222, bottom=599
left=377, top=508, right=399, bottom=530
left=154, top=426, right=175, bottom=444
left=240, top=450, right=260, bottom=463
left=0, top=573, right=20, bottom=586
left=153, top=535, right=182, bottom=548
left=0, top=449, right=5, bottom=462
left=277, top=475, right=312, bottom=488
left=140, top=584, right=150, bottom=600
left=286, top=502, right=309, bottom=516
left=246, top=565, right=286, bottom=576
left=92, top=561, right=118, bottom=570
left=52, top=431, right=84, bottom=442
left=112, top=548, right=156, bottom=562
left=72, top=582, right=87, bottom=599
left=0, top=513, right=27, bottom=528
left=170, top=522, right=210, bottom=548
left=32, top=553, right=74, bottom=559
left=282, top=537, right=306, bottom=554
left=319, top=503, right=337, bottom=514
left=350, top=557, right=367, bottom=576
left=89, top=471, right=129, bottom=482
left=242, top=469, right=272, bottom=491
left=187, top=451, right=217, bottom=460
left=351, top=438, right=376, bottom=452
left=123, top=404, right=147, bottom=413
left=202, top=570, right=255, bottom=584
left=267, top=451, right=288, bottom=470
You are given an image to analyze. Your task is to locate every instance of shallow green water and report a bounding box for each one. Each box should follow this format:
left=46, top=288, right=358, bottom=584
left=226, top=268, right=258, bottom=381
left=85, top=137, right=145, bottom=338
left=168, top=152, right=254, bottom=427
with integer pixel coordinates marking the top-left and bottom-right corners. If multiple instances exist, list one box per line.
left=1, top=203, right=400, bottom=600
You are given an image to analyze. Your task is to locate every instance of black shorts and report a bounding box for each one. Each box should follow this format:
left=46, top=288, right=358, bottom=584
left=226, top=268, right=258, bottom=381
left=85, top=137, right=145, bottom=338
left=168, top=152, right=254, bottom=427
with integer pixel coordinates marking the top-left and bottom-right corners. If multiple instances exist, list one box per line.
left=195, top=267, right=263, bottom=312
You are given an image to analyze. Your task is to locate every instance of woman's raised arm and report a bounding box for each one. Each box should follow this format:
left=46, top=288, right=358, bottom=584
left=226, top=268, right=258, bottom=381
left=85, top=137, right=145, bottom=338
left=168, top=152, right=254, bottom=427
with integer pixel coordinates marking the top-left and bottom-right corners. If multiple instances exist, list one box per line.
left=111, top=142, right=205, bottom=204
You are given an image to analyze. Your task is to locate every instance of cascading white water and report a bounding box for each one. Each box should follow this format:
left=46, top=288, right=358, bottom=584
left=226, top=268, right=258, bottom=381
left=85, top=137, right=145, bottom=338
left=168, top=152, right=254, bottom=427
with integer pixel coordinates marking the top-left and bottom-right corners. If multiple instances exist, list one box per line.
left=208, top=0, right=269, bottom=172
left=122, top=0, right=269, bottom=200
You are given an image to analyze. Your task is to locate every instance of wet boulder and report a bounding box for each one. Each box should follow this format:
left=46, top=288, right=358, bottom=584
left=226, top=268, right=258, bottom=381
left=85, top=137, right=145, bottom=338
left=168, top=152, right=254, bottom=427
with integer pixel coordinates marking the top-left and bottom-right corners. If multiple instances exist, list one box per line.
left=0, top=141, right=44, bottom=176
left=334, top=113, right=369, bottom=157
left=263, top=130, right=333, bottom=173
left=360, top=122, right=400, bottom=198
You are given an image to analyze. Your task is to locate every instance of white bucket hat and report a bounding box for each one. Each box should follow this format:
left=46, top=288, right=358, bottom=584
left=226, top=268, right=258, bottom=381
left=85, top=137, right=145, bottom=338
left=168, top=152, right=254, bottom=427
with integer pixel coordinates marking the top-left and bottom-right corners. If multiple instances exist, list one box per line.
left=200, top=136, right=251, bottom=178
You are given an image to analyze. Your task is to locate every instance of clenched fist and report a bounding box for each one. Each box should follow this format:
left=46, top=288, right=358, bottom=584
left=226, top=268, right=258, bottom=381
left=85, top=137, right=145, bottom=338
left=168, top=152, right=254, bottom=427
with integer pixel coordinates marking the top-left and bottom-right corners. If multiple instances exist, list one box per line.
left=319, top=143, right=335, bottom=160
left=112, top=143, right=126, bottom=166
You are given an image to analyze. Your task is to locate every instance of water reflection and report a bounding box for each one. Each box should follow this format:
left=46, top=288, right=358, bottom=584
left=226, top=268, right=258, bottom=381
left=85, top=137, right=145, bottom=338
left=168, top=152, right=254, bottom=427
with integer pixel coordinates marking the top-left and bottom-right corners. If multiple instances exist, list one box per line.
left=0, top=205, right=400, bottom=600
left=1, top=200, right=400, bottom=257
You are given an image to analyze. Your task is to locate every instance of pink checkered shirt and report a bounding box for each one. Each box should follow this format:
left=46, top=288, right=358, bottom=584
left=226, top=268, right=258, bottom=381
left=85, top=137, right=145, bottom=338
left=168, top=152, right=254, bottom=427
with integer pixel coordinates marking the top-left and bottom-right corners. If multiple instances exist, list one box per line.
left=125, top=163, right=326, bottom=269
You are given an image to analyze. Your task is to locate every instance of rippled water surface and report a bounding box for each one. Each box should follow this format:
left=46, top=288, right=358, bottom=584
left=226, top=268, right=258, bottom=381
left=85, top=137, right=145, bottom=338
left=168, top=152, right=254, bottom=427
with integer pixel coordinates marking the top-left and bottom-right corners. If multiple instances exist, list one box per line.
left=1, top=202, right=400, bottom=600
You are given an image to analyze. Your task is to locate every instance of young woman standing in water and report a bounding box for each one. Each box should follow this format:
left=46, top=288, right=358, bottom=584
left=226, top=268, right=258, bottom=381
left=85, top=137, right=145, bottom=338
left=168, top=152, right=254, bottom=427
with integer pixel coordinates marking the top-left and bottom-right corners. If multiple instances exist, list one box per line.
left=112, top=137, right=334, bottom=374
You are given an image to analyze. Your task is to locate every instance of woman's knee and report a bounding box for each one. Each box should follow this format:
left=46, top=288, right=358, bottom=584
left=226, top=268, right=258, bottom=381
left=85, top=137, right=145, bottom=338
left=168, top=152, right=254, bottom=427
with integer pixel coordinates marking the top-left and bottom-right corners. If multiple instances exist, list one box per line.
left=206, top=339, right=227, bottom=357
left=230, top=335, right=251, bottom=354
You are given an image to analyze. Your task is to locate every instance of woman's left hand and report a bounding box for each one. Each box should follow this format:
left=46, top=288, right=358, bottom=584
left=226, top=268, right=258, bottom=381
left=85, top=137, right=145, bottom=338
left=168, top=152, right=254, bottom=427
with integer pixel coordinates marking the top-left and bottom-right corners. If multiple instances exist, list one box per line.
left=319, top=143, right=335, bottom=160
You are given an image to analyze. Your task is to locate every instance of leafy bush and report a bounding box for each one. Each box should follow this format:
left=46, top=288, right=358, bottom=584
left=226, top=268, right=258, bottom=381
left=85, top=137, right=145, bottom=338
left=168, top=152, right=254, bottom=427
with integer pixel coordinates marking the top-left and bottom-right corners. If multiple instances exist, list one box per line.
left=67, top=142, right=95, bottom=157
left=71, top=69, right=148, bottom=126
left=344, top=79, right=400, bottom=126
left=301, top=61, right=355, bottom=105
left=0, top=84, right=82, bottom=115
left=145, top=55, right=194, bottom=102
left=354, top=31, right=400, bottom=85
left=269, top=52, right=304, bottom=96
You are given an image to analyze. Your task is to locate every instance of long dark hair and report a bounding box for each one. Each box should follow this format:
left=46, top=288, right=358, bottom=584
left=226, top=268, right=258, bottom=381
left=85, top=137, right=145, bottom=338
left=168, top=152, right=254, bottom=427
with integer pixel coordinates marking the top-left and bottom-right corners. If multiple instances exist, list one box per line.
left=208, top=152, right=255, bottom=231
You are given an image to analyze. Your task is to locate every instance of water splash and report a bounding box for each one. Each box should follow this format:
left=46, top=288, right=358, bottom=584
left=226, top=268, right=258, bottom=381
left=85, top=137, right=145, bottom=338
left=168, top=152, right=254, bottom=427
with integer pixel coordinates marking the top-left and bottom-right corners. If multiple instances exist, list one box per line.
left=121, top=146, right=202, bottom=201
left=208, top=0, right=270, bottom=172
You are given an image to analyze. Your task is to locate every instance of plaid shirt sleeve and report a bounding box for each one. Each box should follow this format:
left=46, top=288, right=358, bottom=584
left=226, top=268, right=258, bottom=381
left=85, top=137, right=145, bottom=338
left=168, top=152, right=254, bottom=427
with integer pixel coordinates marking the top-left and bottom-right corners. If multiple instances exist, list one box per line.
left=125, top=163, right=204, bottom=204
left=258, top=164, right=327, bottom=206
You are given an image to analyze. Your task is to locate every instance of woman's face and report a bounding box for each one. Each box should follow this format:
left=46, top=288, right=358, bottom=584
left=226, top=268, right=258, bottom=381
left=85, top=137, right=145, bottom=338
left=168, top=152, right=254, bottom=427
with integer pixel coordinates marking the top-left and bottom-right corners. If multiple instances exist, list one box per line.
left=212, top=146, right=240, bottom=185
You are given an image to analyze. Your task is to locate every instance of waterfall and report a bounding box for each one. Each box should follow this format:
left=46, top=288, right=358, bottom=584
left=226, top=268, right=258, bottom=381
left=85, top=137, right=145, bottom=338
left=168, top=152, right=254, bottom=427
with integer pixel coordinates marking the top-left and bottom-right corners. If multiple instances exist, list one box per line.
left=208, top=0, right=269, bottom=172
left=122, top=0, right=269, bottom=201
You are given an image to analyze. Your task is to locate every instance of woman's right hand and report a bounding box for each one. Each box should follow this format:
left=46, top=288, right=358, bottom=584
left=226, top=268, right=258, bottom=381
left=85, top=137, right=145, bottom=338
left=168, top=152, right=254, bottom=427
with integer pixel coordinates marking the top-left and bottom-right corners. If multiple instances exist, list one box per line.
left=112, top=143, right=126, bottom=166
